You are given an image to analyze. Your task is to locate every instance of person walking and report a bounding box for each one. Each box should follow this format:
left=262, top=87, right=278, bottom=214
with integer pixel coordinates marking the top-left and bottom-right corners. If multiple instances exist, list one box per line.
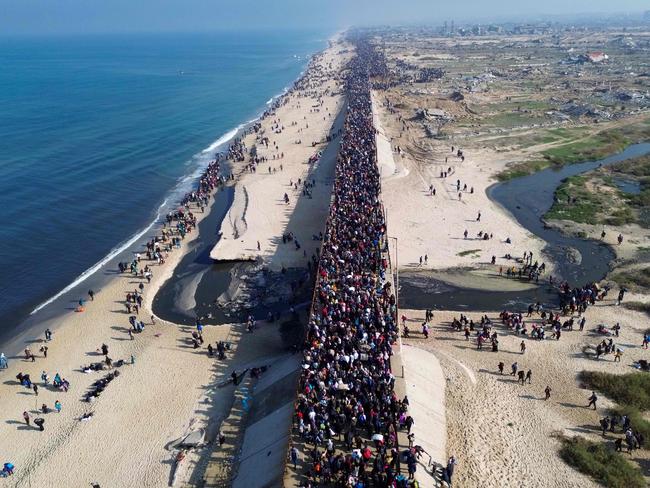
left=525, top=369, right=532, bottom=384
left=22, top=411, right=30, bottom=426
left=600, top=416, right=610, bottom=436
left=54, top=400, right=62, bottom=414
left=520, top=340, right=526, bottom=354
left=510, top=362, right=518, bottom=376
left=405, top=415, right=415, bottom=434
left=544, top=386, right=552, bottom=400
left=290, top=445, right=299, bottom=469
left=587, top=391, right=598, bottom=410
left=443, top=456, right=457, bottom=485
left=0, top=353, right=7, bottom=369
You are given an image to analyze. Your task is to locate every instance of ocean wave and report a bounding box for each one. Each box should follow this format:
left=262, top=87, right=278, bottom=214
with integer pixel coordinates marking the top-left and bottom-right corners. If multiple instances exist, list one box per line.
left=29, top=61, right=309, bottom=319
left=28, top=124, right=243, bottom=317
left=29, top=213, right=161, bottom=316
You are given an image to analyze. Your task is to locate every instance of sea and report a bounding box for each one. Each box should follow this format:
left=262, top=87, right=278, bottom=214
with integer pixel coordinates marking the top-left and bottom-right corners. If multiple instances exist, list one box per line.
left=0, top=29, right=329, bottom=347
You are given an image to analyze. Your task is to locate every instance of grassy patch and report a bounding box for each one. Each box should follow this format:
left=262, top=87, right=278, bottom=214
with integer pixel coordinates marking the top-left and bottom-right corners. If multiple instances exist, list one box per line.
left=540, top=131, right=630, bottom=166
left=545, top=154, right=650, bottom=228
left=457, top=249, right=482, bottom=257
left=610, top=267, right=650, bottom=291
left=546, top=176, right=603, bottom=223
left=609, top=406, right=650, bottom=442
left=482, top=112, right=547, bottom=129
left=559, top=436, right=645, bottom=488
left=496, top=159, right=551, bottom=181
left=579, top=371, right=650, bottom=410
left=495, top=119, right=650, bottom=181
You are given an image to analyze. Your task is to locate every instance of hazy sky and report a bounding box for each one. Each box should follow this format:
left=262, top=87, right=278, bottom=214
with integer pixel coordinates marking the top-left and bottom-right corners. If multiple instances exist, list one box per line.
left=2, top=0, right=648, bottom=35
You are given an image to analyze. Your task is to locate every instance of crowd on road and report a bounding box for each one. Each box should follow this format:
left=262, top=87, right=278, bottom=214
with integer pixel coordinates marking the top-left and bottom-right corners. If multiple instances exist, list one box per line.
left=290, top=38, right=438, bottom=488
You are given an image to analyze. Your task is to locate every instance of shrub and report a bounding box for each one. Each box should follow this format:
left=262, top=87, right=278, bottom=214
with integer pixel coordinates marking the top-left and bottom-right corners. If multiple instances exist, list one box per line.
left=559, top=436, right=645, bottom=488
left=579, top=371, right=650, bottom=410
left=609, top=406, right=650, bottom=442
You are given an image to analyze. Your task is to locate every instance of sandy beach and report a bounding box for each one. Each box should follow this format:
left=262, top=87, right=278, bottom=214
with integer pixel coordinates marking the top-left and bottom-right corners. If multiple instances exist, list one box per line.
left=211, top=44, right=351, bottom=271
left=373, top=92, right=553, bottom=275
left=0, top=37, right=349, bottom=488
left=3, top=21, right=650, bottom=488
left=399, top=296, right=650, bottom=487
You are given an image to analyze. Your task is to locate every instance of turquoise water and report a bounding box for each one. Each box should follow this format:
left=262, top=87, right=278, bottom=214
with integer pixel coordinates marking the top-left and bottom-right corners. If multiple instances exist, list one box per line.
left=0, top=30, right=327, bottom=339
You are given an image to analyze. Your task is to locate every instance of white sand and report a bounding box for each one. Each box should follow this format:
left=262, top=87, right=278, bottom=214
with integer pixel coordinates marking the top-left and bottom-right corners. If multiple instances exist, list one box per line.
left=210, top=45, right=351, bottom=271
left=373, top=93, right=552, bottom=275
left=400, top=301, right=650, bottom=487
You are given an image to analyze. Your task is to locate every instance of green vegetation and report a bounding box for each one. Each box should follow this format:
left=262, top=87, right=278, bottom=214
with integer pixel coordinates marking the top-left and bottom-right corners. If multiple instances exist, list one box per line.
left=611, top=267, right=650, bottom=290
left=610, top=267, right=650, bottom=291
left=611, top=155, right=650, bottom=227
left=579, top=371, right=650, bottom=410
left=545, top=175, right=634, bottom=226
left=541, top=130, right=630, bottom=166
left=559, top=436, right=646, bottom=488
left=457, top=249, right=481, bottom=257
left=496, top=119, right=650, bottom=181
left=486, top=126, right=590, bottom=154
left=609, top=406, right=650, bottom=442
left=496, top=159, right=551, bottom=181
left=482, top=112, right=547, bottom=129
left=545, top=154, right=650, bottom=229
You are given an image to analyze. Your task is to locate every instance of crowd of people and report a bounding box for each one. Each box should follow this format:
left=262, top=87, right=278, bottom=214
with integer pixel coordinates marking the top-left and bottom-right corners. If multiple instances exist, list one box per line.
left=289, top=38, right=432, bottom=488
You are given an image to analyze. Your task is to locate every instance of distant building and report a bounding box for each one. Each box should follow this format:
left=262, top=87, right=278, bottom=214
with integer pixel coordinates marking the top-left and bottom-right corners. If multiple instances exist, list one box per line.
left=585, top=51, right=608, bottom=63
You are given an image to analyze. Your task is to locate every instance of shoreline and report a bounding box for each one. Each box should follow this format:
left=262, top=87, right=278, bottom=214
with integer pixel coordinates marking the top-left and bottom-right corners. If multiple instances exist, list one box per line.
left=0, top=41, right=333, bottom=357
left=0, top=35, right=351, bottom=487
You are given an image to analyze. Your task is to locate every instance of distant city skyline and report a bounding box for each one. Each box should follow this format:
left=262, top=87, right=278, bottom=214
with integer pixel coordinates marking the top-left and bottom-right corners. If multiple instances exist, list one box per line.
left=2, top=0, right=649, bottom=36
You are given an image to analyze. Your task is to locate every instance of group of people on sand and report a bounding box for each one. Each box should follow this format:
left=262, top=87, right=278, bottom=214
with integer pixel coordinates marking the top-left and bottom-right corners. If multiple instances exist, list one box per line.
left=436, top=289, right=649, bottom=460
left=289, top=39, right=440, bottom=488
left=599, top=413, right=645, bottom=452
